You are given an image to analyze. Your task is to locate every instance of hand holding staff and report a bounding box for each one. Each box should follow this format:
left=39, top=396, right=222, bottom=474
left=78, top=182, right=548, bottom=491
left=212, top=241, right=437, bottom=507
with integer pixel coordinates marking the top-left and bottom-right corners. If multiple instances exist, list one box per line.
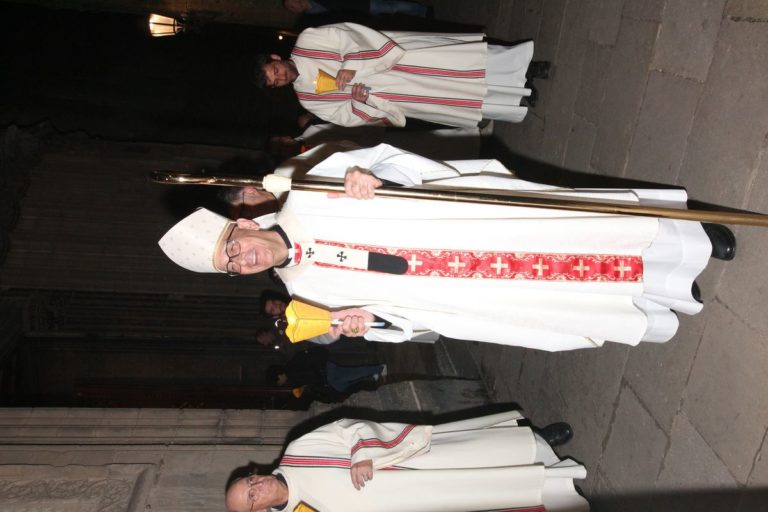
left=149, top=170, right=768, bottom=227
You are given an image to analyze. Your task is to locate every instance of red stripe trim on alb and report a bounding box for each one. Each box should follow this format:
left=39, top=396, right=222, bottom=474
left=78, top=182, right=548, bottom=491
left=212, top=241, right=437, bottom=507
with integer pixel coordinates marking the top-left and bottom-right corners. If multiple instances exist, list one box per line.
left=297, top=92, right=352, bottom=101
left=473, top=507, right=546, bottom=512
left=392, top=64, right=485, bottom=78
left=373, top=92, right=482, bottom=108
left=279, top=456, right=351, bottom=468
left=344, top=40, right=398, bottom=61
left=351, top=424, right=416, bottom=455
left=351, top=105, right=388, bottom=124
left=292, top=47, right=341, bottom=61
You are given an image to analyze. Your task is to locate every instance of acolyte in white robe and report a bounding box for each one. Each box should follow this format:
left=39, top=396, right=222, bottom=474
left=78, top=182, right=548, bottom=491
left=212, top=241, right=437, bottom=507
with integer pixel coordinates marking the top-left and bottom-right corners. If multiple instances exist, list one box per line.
left=270, top=144, right=711, bottom=352
left=274, top=411, right=588, bottom=512
left=290, top=23, right=531, bottom=128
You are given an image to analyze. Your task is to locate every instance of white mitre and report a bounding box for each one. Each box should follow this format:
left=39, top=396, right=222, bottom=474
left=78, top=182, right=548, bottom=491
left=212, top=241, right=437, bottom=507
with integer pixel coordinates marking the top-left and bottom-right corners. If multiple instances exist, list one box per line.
left=158, top=208, right=231, bottom=273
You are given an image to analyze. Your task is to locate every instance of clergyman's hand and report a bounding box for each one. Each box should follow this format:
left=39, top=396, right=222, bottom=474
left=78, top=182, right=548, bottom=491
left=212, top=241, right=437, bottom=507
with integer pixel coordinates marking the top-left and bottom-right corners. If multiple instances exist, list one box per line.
left=351, top=83, right=370, bottom=102
left=336, top=69, right=356, bottom=90
left=328, top=308, right=375, bottom=338
left=350, top=459, right=374, bottom=490
left=328, top=166, right=382, bottom=200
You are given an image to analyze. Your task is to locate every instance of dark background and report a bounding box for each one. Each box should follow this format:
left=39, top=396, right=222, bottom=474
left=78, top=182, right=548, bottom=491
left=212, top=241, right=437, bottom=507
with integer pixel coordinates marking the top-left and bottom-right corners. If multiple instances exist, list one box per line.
left=0, top=0, right=472, bottom=409
left=0, top=1, right=303, bottom=145
left=0, top=1, right=323, bottom=409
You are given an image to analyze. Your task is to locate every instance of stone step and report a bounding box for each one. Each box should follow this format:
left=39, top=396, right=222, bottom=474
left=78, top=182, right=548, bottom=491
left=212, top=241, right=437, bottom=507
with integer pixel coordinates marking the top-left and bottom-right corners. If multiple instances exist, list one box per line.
left=434, top=338, right=483, bottom=379
left=309, top=378, right=489, bottom=419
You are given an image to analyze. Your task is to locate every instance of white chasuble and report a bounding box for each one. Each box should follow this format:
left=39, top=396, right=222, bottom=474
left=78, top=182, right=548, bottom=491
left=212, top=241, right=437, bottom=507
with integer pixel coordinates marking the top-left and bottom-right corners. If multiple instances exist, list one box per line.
left=271, top=144, right=710, bottom=351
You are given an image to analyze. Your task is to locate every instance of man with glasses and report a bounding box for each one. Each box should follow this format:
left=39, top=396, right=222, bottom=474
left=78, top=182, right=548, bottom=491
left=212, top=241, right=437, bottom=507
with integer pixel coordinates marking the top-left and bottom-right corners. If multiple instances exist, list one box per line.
left=159, top=143, right=732, bottom=351
left=224, top=410, right=587, bottom=512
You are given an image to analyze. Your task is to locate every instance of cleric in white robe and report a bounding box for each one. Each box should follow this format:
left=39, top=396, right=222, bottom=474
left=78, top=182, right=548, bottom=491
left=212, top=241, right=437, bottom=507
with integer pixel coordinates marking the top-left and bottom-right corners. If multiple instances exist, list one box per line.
left=224, top=411, right=589, bottom=512
left=255, top=22, right=538, bottom=128
left=159, top=144, right=733, bottom=352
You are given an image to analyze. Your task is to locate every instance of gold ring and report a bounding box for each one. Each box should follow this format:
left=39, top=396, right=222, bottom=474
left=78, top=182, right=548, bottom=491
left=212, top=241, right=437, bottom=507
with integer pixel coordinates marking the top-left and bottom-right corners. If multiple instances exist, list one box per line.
left=352, top=327, right=359, bottom=334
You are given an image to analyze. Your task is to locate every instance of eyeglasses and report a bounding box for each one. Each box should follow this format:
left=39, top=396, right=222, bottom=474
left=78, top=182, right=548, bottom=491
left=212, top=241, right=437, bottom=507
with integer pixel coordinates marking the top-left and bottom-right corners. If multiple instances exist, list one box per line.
left=248, top=476, right=257, bottom=511
left=224, top=224, right=241, bottom=276
left=245, top=475, right=266, bottom=512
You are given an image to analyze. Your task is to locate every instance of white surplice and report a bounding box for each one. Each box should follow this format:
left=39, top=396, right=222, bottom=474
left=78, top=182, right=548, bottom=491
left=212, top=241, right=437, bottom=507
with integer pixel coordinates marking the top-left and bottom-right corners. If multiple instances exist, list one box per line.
left=274, top=411, right=588, bottom=512
left=269, top=144, right=711, bottom=351
left=291, top=23, right=531, bottom=128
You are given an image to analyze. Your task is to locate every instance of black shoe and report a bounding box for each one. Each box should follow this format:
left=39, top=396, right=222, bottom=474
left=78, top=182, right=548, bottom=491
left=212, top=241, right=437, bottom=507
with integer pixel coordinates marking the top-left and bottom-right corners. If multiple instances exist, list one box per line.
left=537, top=422, right=573, bottom=447
left=702, top=223, right=736, bottom=261
left=521, top=80, right=538, bottom=108
left=526, top=60, right=551, bottom=80
left=477, top=118, right=493, bottom=130
left=691, top=281, right=702, bottom=304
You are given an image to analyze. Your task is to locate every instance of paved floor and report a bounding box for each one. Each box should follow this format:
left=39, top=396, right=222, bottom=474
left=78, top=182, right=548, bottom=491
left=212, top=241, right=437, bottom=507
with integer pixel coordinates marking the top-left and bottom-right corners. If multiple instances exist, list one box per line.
left=429, top=1, right=768, bottom=510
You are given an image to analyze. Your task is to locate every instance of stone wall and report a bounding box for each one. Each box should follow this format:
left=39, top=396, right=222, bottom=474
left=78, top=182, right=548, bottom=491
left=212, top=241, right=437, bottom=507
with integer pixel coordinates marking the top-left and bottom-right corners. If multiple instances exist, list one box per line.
left=0, top=407, right=308, bottom=511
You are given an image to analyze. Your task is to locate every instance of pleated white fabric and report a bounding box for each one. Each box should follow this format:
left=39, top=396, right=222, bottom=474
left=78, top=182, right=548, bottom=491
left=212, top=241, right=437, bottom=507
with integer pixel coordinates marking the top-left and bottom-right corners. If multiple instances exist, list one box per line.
left=275, top=411, right=589, bottom=512
left=272, top=144, right=712, bottom=351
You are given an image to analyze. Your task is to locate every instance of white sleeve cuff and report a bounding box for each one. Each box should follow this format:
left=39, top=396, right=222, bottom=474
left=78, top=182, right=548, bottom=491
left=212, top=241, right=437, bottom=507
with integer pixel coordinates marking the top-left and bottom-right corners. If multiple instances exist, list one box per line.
left=362, top=308, right=413, bottom=342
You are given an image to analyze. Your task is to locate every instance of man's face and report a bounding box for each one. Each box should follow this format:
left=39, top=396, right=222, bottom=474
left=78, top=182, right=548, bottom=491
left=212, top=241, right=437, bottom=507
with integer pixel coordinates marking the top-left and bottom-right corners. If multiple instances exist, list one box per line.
left=214, top=219, right=287, bottom=275
left=262, top=56, right=298, bottom=88
left=264, top=299, right=287, bottom=317
left=226, top=475, right=283, bottom=512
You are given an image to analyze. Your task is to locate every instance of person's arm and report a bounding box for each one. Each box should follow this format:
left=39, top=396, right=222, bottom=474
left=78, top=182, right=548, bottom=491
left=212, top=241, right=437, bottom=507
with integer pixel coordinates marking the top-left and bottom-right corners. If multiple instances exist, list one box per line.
left=368, top=306, right=606, bottom=351
left=328, top=302, right=605, bottom=350
left=335, top=419, right=431, bottom=466
left=283, top=418, right=431, bottom=490
left=328, top=307, right=424, bottom=344
left=298, top=94, right=406, bottom=127
left=308, top=143, right=580, bottom=200
left=294, top=24, right=407, bottom=127
left=326, top=307, right=434, bottom=344
left=305, top=23, right=405, bottom=79
left=328, top=308, right=391, bottom=340
left=308, top=143, right=462, bottom=187
left=329, top=418, right=432, bottom=489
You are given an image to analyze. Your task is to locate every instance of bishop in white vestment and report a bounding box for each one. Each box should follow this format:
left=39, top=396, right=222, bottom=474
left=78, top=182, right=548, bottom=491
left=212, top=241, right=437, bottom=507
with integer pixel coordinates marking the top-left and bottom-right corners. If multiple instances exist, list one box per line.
left=159, top=144, right=719, bottom=352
